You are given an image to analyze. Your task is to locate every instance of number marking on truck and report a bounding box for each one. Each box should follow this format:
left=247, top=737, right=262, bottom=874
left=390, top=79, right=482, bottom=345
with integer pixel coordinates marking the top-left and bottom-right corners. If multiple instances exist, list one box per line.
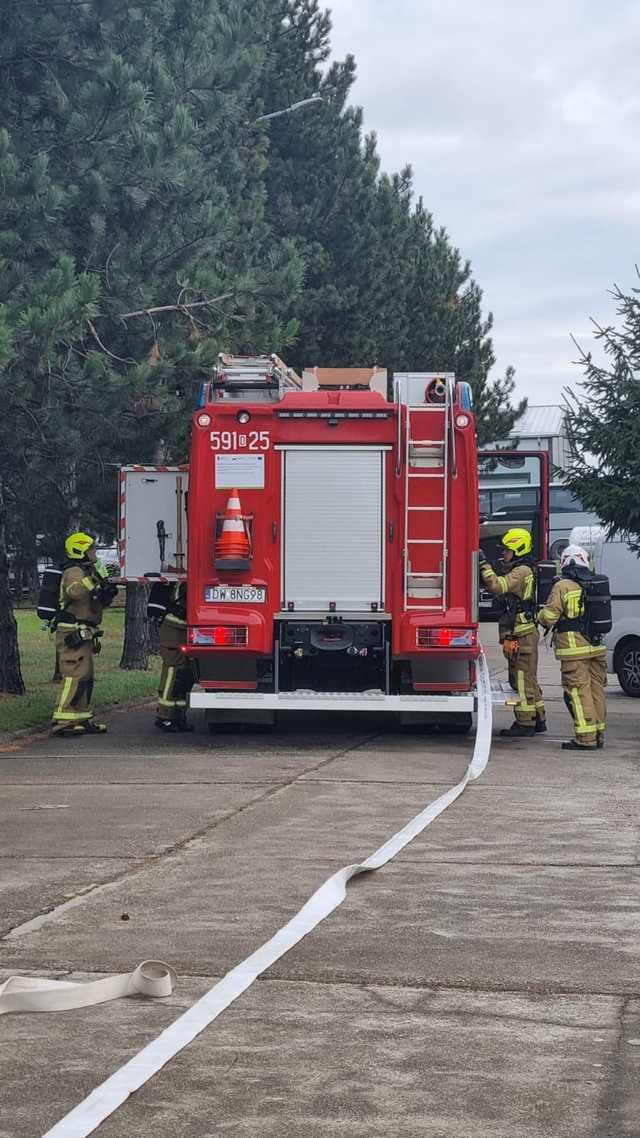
left=210, top=431, right=270, bottom=451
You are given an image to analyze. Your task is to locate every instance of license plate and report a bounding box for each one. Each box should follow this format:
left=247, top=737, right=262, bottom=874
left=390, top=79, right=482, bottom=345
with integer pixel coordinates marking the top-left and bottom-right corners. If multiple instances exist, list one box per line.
left=205, top=585, right=266, bottom=603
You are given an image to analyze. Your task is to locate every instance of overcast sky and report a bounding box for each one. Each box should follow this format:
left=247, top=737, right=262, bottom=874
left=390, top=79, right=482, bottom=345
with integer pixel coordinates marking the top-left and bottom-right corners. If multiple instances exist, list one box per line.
left=327, top=0, right=640, bottom=404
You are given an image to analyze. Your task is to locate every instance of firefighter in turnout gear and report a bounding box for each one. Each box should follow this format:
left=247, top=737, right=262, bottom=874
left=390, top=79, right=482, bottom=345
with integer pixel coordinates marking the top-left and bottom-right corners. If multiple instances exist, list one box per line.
left=148, top=581, right=194, bottom=732
left=479, top=528, right=546, bottom=738
left=538, top=544, right=607, bottom=750
left=51, top=532, right=118, bottom=736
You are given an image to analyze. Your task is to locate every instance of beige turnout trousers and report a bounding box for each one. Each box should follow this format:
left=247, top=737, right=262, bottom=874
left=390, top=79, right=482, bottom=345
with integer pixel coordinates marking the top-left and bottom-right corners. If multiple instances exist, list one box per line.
left=561, top=655, right=607, bottom=745
left=51, top=631, right=96, bottom=727
left=505, top=630, right=545, bottom=728
left=157, top=619, right=192, bottom=719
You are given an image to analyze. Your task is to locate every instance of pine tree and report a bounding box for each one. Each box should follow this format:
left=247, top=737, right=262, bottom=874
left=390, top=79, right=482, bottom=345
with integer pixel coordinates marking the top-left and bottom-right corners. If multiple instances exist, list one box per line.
left=349, top=168, right=415, bottom=369
left=0, top=133, right=100, bottom=693
left=564, top=277, right=640, bottom=549
left=0, top=306, right=24, bottom=694
left=262, top=1, right=523, bottom=443
left=401, top=208, right=525, bottom=444
left=0, top=0, right=304, bottom=688
left=0, top=0, right=530, bottom=697
left=262, top=4, right=381, bottom=365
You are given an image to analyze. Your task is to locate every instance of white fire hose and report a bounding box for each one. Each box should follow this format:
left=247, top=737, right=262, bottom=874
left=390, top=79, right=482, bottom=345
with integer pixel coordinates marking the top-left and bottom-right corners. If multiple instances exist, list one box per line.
left=1, top=652, right=493, bottom=1138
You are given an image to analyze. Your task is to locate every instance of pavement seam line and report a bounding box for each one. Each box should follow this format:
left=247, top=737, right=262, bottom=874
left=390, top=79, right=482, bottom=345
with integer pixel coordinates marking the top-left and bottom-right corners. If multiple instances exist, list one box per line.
left=5, top=968, right=636, bottom=1003
left=2, top=734, right=381, bottom=941
left=593, top=995, right=631, bottom=1138
left=1, top=856, right=637, bottom=867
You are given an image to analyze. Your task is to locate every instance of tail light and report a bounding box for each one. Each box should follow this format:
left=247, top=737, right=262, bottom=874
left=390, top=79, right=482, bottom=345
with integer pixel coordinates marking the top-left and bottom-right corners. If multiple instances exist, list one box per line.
left=416, top=627, right=477, bottom=648
left=189, top=626, right=248, bottom=647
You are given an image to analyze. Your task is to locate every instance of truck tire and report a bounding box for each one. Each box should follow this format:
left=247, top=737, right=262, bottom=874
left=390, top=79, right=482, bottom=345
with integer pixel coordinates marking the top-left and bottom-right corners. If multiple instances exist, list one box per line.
left=614, top=637, right=640, bottom=697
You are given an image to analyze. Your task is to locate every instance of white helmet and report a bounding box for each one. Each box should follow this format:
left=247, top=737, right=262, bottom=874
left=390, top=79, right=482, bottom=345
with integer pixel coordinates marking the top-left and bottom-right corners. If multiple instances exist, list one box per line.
left=561, top=544, right=590, bottom=571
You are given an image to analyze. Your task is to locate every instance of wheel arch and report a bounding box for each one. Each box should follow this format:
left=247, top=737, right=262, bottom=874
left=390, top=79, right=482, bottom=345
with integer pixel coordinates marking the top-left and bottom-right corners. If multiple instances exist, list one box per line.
left=613, top=634, right=640, bottom=697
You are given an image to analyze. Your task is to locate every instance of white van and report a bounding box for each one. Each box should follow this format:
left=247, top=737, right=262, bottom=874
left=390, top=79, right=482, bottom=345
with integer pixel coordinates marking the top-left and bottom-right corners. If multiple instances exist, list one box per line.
left=549, top=484, right=599, bottom=561
left=571, top=526, right=640, bottom=697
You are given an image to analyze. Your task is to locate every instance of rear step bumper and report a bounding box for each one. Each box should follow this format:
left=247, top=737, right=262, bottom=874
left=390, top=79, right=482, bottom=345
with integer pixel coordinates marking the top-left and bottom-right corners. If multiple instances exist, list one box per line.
left=190, top=687, right=476, bottom=712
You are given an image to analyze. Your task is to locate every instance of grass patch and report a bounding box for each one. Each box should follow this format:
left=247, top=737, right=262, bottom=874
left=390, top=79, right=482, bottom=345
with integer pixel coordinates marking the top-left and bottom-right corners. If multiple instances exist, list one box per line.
left=0, top=610, right=159, bottom=735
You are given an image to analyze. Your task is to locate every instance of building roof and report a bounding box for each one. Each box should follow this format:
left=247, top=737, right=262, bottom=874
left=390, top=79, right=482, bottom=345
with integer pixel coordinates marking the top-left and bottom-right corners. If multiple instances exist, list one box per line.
left=513, top=405, right=565, bottom=438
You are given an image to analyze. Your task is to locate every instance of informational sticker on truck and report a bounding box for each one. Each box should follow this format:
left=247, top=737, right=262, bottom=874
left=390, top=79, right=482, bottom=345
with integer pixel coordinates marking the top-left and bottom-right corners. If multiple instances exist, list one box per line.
left=215, top=453, right=265, bottom=489
left=205, top=585, right=266, bottom=603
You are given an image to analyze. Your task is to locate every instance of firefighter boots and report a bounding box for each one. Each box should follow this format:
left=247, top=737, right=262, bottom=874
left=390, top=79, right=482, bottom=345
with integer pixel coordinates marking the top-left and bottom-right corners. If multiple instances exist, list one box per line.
left=500, top=722, right=535, bottom=738
left=51, top=719, right=107, bottom=737
left=51, top=723, right=86, bottom=738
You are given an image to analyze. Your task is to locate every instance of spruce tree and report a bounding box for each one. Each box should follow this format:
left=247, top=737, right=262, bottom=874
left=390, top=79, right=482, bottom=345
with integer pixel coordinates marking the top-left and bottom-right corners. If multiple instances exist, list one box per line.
left=564, top=277, right=640, bottom=549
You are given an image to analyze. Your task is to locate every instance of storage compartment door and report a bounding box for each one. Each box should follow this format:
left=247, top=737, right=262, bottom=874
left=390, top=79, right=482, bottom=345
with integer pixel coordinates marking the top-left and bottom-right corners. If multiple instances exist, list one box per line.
left=283, top=449, right=384, bottom=611
left=120, top=468, right=188, bottom=579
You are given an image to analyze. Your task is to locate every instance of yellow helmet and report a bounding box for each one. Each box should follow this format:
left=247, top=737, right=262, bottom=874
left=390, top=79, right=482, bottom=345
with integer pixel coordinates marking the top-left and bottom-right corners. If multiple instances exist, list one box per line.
left=501, top=528, right=532, bottom=557
left=65, top=531, right=96, bottom=560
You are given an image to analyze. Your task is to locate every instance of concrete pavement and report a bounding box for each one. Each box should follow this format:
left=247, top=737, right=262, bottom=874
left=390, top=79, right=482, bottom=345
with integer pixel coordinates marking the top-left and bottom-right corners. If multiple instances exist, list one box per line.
left=1, top=629, right=639, bottom=1137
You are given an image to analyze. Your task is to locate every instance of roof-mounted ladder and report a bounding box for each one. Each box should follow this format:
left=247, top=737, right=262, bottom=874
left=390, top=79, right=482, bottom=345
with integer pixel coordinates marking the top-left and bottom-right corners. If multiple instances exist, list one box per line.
left=401, top=379, right=455, bottom=612
left=212, top=354, right=302, bottom=401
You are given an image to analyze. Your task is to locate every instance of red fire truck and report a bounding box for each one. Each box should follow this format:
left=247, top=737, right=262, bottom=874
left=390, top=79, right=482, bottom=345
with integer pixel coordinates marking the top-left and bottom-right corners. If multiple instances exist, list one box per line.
left=155, top=354, right=480, bottom=731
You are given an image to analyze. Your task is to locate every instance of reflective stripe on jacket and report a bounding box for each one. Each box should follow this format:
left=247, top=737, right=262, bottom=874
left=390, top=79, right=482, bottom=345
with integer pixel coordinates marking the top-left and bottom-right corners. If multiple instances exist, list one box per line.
left=538, top=577, right=606, bottom=659
left=480, top=562, right=536, bottom=636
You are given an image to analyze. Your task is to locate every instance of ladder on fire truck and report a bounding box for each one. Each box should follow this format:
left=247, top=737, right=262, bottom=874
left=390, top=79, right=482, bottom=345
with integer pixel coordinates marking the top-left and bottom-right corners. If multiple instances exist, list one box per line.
left=398, top=374, right=456, bottom=613
left=211, top=354, right=303, bottom=400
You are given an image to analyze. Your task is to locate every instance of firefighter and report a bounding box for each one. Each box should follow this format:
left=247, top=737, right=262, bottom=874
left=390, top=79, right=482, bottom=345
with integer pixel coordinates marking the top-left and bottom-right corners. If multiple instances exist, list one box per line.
left=51, top=532, right=118, bottom=736
left=538, top=544, right=607, bottom=750
left=150, top=581, right=194, bottom=732
left=479, top=528, right=546, bottom=737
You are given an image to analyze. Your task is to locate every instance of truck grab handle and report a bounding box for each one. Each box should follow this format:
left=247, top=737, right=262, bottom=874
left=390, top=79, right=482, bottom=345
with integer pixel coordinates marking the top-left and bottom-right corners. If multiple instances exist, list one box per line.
left=395, top=379, right=402, bottom=476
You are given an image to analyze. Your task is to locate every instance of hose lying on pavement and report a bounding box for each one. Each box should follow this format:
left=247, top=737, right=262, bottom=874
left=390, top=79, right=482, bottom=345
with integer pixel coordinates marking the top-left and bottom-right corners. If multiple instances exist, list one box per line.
left=0, top=960, right=175, bottom=1016
left=2, top=651, right=492, bottom=1138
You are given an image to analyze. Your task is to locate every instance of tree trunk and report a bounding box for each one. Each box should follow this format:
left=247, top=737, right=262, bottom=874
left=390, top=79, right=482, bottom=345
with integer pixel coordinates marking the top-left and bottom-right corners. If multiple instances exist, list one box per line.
left=148, top=616, right=160, bottom=656
left=14, top=539, right=39, bottom=606
left=66, top=462, right=80, bottom=533
left=119, top=581, right=150, bottom=670
left=26, top=560, right=40, bottom=605
left=0, top=484, right=25, bottom=694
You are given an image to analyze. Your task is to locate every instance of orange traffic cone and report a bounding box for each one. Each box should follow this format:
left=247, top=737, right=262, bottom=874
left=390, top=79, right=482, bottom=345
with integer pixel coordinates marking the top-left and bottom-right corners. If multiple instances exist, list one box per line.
left=214, top=489, right=251, bottom=569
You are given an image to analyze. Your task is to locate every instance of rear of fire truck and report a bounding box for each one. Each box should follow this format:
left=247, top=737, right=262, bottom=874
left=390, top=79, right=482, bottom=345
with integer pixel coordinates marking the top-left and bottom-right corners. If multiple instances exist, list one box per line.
left=185, top=355, right=480, bottom=730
